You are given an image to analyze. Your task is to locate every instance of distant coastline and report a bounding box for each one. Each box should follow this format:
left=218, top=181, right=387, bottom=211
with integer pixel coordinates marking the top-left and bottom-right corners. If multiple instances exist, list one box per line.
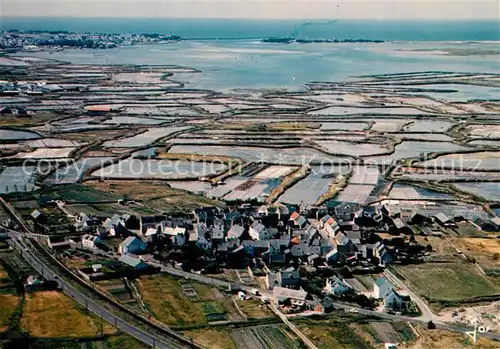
left=262, top=37, right=384, bottom=44
left=1, top=18, right=499, bottom=42
left=0, top=29, right=389, bottom=52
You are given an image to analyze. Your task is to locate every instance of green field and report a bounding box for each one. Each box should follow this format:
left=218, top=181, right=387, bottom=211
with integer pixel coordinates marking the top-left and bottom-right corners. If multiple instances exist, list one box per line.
left=53, top=184, right=120, bottom=203
left=138, top=275, right=207, bottom=326
left=392, top=263, right=500, bottom=302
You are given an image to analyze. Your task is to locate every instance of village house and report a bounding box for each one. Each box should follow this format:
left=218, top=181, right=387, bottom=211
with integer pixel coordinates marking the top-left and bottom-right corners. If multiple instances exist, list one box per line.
left=266, top=268, right=301, bottom=289
left=243, top=240, right=271, bottom=258
left=193, top=207, right=219, bottom=225
left=373, top=276, right=411, bottom=311
left=382, top=289, right=411, bottom=312
left=249, top=221, right=270, bottom=240
left=373, top=276, right=393, bottom=299
left=314, top=296, right=335, bottom=313
left=434, top=213, right=457, bottom=228
left=409, top=210, right=433, bottom=225
left=31, top=209, right=48, bottom=225
left=196, top=236, right=212, bottom=250
left=273, top=286, right=308, bottom=307
left=289, top=211, right=307, bottom=228
left=47, top=237, right=71, bottom=250
left=324, top=275, right=352, bottom=296
left=210, top=218, right=226, bottom=242
left=380, top=204, right=402, bottom=219
left=145, top=227, right=159, bottom=238
left=227, top=224, right=245, bottom=241
left=119, top=255, right=149, bottom=270
left=191, top=222, right=208, bottom=242
left=335, top=231, right=356, bottom=255
left=390, top=218, right=412, bottom=235
left=320, top=214, right=340, bottom=240
left=164, top=227, right=187, bottom=246
left=75, top=213, right=101, bottom=232
left=100, top=214, right=133, bottom=237
left=479, top=216, right=500, bottom=232
left=265, top=240, right=287, bottom=266
left=372, top=241, right=391, bottom=266
left=140, top=215, right=167, bottom=235
left=118, top=236, right=146, bottom=255
left=325, top=246, right=340, bottom=263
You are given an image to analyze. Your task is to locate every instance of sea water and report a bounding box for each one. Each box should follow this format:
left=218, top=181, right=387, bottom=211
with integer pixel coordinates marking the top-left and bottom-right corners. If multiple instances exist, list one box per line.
left=3, top=18, right=500, bottom=91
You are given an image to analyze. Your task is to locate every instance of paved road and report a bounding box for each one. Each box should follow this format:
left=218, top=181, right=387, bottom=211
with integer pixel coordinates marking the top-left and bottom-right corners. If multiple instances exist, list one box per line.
left=8, top=233, right=191, bottom=349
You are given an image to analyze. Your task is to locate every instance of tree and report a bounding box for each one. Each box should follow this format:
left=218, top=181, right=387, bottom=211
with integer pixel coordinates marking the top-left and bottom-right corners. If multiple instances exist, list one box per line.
left=426, top=244, right=433, bottom=252
left=493, top=253, right=500, bottom=261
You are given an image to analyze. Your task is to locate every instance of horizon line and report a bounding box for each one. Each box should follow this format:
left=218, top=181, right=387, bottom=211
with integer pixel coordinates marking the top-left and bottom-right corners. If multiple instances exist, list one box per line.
left=2, top=16, right=499, bottom=21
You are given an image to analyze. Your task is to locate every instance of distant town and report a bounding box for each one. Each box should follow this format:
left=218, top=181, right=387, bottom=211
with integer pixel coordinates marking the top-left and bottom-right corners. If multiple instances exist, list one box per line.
left=0, top=30, right=182, bottom=50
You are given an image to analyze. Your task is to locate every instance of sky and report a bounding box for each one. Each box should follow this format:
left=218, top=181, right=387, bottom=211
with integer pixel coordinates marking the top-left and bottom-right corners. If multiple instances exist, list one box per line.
left=2, top=0, right=499, bottom=19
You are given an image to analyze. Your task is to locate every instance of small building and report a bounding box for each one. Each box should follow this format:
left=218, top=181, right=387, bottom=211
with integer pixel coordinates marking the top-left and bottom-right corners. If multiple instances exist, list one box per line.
left=118, top=255, right=148, bottom=270
left=372, top=242, right=391, bottom=266
left=373, top=276, right=394, bottom=299
left=47, top=238, right=70, bottom=251
left=434, top=213, right=457, bottom=228
left=320, top=214, right=340, bottom=240
left=118, top=236, right=146, bottom=255
left=75, top=212, right=101, bottom=232
left=81, top=234, right=102, bottom=249
left=145, top=227, right=159, bottom=238
left=24, top=275, right=42, bottom=291
left=289, top=211, right=307, bottom=228
left=196, top=236, right=212, bottom=250
left=193, top=207, right=219, bottom=225
left=315, top=296, right=335, bottom=313
left=31, top=210, right=48, bottom=225
left=481, top=216, right=500, bottom=232
left=210, top=219, right=226, bottom=241
left=381, top=204, right=402, bottom=219
left=409, top=210, right=432, bottom=225
left=140, top=215, right=166, bottom=235
left=325, top=246, right=340, bottom=262
left=390, top=218, right=412, bottom=235
left=101, top=214, right=133, bottom=237
left=307, top=253, right=320, bottom=266
left=162, top=226, right=186, bottom=246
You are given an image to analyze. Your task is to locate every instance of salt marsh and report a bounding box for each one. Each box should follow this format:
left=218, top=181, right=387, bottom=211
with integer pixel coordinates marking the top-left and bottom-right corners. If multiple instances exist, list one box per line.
left=92, top=158, right=227, bottom=179
left=169, top=145, right=350, bottom=164
left=103, top=126, right=190, bottom=147
left=0, top=129, right=40, bottom=140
